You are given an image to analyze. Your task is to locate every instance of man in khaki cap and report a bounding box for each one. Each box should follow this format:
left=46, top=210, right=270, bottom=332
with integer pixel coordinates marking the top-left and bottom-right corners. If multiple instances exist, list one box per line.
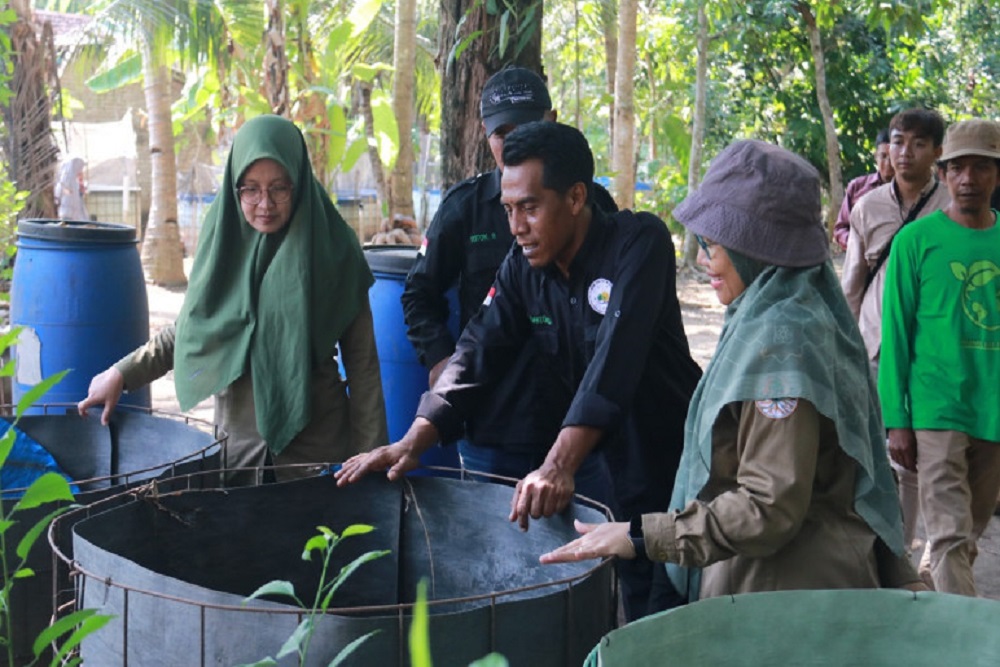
left=879, top=118, right=1000, bottom=596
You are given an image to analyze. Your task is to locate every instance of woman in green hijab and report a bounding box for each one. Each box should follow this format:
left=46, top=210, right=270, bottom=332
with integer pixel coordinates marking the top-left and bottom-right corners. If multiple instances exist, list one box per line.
left=540, top=140, right=921, bottom=602
left=78, top=115, right=388, bottom=484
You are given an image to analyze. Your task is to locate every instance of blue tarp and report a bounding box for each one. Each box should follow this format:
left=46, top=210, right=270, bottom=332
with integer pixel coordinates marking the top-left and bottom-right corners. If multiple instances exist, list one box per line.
left=1, top=424, right=79, bottom=499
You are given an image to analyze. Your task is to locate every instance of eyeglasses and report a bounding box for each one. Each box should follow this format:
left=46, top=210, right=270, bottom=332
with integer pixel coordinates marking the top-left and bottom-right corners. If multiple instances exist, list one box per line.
left=236, top=185, right=293, bottom=206
left=695, top=234, right=715, bottom=259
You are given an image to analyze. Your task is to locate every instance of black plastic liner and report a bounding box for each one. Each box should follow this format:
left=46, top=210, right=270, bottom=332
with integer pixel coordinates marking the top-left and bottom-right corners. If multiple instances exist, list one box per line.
left=74, top=474, right=614, bottom=666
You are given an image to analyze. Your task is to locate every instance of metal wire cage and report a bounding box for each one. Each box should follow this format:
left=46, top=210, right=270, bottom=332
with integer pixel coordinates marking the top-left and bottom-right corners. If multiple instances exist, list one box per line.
left=2, top=404, right=224, bottom=666
left=48, top=468, right=617, bottom=666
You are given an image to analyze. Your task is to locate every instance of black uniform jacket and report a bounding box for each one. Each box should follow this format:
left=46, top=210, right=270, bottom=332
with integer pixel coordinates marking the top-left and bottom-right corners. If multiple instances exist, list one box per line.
left=402, top=168, right=618, bottom=450
left=416, top=207, right=702, bottom=514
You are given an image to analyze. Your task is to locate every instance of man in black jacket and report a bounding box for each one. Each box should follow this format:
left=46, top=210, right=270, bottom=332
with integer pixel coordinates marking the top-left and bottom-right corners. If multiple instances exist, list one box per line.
left=342, top=122, right=701, bottom=620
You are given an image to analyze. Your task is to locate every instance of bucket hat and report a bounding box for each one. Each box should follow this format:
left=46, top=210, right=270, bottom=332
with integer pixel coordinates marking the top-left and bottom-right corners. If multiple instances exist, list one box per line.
left=672, top=140, right=829, bottom=267
left=938, top=119, right=1000, bottom=162
left=480, top=67, right=551, bottom=137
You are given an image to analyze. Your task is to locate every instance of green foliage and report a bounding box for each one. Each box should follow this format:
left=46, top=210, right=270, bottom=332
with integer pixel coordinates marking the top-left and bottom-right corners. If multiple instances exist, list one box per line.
left=447, top=0, right=540, bottom=68
left=469, top=654, right=510, bottom=667
left=407, top=577, right=509, bottom=667
left=0, top=9, right=24, bottom=301
left=240, top=524, right=389, bottom=666
left=408, top=579, right=431, bottom=667
left=84, top=52, right=144, bottom=92
left=486, top=0, right=541, bottom=60
left=543, top=0, right=999, bottom=223
left=0, top=330, right=114, bottom=665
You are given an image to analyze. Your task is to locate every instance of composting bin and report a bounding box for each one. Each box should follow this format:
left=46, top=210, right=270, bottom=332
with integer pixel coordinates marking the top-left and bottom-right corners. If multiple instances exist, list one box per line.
left=2, top=409, right=221, bottom=667
left=11, top=219, right=151, bottom=410
left=585, top=588, right=1000, bottom=666
left=65, top=473, right=614, bottom=666
left=364, top=246, right=460, bottom=472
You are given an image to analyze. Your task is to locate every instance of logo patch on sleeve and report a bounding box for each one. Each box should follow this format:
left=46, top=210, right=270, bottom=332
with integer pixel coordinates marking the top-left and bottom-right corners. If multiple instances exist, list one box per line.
left=483, top=286, right=496, bottom=307
left=418, top=236, right=428, bottom=255
left=755, top=398, right=798, bottom=420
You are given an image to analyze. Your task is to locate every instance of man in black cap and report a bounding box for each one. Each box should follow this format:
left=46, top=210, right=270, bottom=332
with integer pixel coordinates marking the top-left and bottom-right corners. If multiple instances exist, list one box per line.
left=401, top=67, right=618, bottom=504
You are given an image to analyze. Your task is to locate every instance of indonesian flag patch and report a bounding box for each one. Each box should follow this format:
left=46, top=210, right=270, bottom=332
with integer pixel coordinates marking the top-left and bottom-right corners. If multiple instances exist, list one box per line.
left=483, top=286, right=496, bottom=307
left=755, top=398, right=798, bottom=420
left=418, top=236, right=428, bottom=255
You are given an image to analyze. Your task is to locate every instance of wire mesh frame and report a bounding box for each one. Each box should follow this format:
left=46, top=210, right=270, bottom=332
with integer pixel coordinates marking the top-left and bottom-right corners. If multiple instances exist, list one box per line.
left=47, top=465, right=619, bottom=665
left=0, top=403, right=224, bottom=664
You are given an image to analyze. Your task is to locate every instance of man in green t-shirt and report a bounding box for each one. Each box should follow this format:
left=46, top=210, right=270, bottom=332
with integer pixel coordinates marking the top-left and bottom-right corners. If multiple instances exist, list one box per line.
left=879, top=119, right=1000, bottom=596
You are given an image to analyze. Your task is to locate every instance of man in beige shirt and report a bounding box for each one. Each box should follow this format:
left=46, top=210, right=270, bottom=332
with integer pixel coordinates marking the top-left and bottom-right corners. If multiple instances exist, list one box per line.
left=841, top=107, right=950, bottom=555
left=842, top=108, right=950, bottom=363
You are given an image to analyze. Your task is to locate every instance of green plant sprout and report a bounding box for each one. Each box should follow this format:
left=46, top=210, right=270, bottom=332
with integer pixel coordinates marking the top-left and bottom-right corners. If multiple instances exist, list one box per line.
left=408, top=577, right=508, bottom=667
left=241, top=524, right=390, bottom=667
left=0, top=327, right=114, bottom=666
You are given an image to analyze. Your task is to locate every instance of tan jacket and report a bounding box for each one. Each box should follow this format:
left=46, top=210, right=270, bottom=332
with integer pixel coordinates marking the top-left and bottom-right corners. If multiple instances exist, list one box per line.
left=642, top=399, right=918, bottom=598
left=116, top=300, right=388, bottom=483
left=840, top=179, right=949, bottom=361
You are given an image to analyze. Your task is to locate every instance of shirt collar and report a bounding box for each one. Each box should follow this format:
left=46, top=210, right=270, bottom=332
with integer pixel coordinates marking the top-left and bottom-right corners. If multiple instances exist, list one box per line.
left=481, top=167, right=502, bottom=204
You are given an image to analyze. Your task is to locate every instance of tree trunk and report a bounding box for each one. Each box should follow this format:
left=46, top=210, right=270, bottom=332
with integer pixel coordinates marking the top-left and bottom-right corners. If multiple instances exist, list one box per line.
left=5, top=0, right=59, bottom=219
left=681, top=3, right=709, bottom=268
left=360, top=82, right=389, bottom=221
left=601, top=0, right=618, bottom=146
left=572, top=0, right=581, bottom=129
left=437, top=0, right=543, bottom=189
left=263, top=0, right=290, bottom=116
left=389, top=0, right=417, bottom=219
left=139, top=44, right=187, bottom=287
left=797, top=2, right=843, bottom=236
left=611, top=0, right=637, bottom=209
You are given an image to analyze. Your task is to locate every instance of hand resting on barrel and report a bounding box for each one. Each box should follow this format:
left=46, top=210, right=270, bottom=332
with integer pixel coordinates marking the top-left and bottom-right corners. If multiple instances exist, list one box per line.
left=77, top=366, right=125, bottom=426
left=508, top=461, right=576, bottom=532
left=508, top=424, right=600, bottom=531
left=335, top=417, right=438, bottom=485
left=539, top=519, right=633, bottom=564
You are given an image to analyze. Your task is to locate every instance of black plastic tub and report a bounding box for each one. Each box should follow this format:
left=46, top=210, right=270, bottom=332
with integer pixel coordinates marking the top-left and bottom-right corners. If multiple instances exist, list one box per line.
left=61, top=472, right=615, bottom=666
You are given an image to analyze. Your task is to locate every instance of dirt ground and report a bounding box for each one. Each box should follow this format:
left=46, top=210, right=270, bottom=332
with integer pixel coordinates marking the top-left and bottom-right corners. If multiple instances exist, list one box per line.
left=145, top=254, right=1000, bottom=600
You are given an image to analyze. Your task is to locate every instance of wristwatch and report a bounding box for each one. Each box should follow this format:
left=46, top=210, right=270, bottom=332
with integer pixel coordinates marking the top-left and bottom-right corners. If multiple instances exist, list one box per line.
left=628, top=516, right=646, bottom=559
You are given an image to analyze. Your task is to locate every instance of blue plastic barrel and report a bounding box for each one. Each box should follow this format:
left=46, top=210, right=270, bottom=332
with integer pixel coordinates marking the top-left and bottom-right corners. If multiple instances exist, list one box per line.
left=364, top=246, right=460, bottom=473
left=11, top=219, right=151, bottom=410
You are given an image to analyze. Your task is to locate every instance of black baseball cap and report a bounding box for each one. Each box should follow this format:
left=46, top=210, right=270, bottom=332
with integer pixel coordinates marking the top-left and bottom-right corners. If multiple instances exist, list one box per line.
left=480, top=67, right=552, bottom=136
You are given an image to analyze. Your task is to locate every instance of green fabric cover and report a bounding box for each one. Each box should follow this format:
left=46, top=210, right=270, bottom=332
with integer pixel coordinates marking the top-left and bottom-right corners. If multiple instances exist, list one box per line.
left=174, top=114, right=372, bottom=454
left=586, top=590, right=1000, bottom=666
left=666, top=262, right=905, bottom=601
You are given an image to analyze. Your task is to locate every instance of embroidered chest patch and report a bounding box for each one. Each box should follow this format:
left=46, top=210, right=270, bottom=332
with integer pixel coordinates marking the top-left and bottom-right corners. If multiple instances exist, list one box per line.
left=755, top=398, right=799, bottom=420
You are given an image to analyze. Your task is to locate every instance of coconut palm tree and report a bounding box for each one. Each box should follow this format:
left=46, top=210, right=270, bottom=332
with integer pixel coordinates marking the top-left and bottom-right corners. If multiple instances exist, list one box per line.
left=74, top=0, right=261, bottom=286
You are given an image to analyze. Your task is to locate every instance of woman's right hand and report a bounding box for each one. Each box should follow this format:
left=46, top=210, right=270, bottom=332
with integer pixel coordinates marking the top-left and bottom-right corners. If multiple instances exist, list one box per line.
left=77, top=367, right=125, bottom=426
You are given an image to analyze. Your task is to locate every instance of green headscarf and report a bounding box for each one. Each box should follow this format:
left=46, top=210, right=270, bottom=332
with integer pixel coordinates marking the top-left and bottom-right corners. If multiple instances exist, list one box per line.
left=665, top=260, right=905, bottom=602
left=174, top=114, right=372, bottom=454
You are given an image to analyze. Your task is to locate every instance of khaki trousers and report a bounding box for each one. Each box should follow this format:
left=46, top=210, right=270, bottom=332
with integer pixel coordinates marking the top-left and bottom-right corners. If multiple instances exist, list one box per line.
left=916, top=429, right=1000, bottom=596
